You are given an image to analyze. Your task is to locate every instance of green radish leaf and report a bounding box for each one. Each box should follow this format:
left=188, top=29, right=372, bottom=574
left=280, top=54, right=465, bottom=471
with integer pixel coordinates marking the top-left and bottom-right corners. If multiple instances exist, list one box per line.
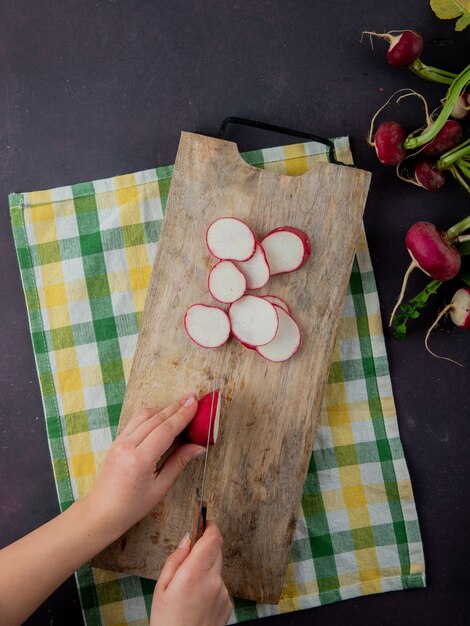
left=430, top=0, right=470, bottom=30
left=459, top=255, right=470, bottom=285
left=459, top=240, right=470, bottom=256
left=392, top=279, right=443, bottom=339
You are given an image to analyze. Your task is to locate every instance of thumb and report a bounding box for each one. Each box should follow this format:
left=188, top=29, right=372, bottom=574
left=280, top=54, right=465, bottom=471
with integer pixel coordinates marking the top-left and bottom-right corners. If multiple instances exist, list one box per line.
left=157, top=533, right=191, bottom=590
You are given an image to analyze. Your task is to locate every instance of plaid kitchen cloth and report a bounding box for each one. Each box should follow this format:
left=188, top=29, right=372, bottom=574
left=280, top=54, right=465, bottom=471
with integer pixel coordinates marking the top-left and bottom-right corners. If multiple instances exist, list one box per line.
left=9, top=137, right=426, bottom=625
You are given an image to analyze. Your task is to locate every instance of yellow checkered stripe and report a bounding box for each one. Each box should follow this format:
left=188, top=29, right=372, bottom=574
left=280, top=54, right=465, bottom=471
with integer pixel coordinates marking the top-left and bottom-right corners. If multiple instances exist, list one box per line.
left=9, top=137, right=425, bottom=625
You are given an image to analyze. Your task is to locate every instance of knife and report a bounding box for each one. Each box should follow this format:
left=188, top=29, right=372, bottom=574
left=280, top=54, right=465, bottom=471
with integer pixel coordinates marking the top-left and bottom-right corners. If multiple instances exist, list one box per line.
left=191, top=386, right=217, bottom=546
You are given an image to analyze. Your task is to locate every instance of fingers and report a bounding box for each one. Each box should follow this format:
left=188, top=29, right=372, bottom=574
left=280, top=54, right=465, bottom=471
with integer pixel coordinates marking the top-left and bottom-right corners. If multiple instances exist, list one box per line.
left=119, top=408, right=159, bottom=437
left=139, top=396, right=199, bottom=461
left=128, top=394, right=193, bottom=445
left=157, top=533, right=192, bottom=590
left=154, top=443, right=205, bottom=496
left=187, top=521, right=223, bottom=571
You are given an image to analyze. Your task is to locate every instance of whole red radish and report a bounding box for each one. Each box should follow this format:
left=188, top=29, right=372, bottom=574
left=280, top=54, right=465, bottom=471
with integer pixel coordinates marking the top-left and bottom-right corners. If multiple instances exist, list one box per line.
left=185, top=389, right=222, bottom=446
left=389, top=222, right=461, bottom=326
left=425, top=287, right=470, bottom=365
left=261, top=226, right=311, bottom=275
left=422, top=120, right=462, bottom=157
left=363, top=30, right=423, bottom=67
left=373, top=121, right=407, bottom=166
left=415, top=161, right=446, bottom=192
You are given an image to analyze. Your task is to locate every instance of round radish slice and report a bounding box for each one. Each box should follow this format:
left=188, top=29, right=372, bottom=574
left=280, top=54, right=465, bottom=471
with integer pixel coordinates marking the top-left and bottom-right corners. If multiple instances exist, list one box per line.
left=261, top=226, right=311, bottom=275
left=185, top=389, right=222, bottom=446
left=184, top=304, right=231, bottom=348
left=234, top=242, right=270, bottom=289
left=208, top=261, right=247, bottom=303
left=256, top=306, right=301, bottom=362
left=229, top=295, right=278, bottom=347
left=206, top=218, right=256, bottom=261
left=262, top=295, right=291, bottom=314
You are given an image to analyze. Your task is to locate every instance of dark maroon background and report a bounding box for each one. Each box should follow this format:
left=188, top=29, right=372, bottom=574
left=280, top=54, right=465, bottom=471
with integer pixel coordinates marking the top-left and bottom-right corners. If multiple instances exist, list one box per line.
left=1, top=1, right=469, bottom=625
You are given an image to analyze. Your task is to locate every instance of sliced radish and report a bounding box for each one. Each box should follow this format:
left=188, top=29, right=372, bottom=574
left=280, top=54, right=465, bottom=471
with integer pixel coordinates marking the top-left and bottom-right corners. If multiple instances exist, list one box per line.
left=229, top=295, right=279, bottom=346
left=184, top=304, right=231, bottom=348
left=256, top=306, right=301, bottom=362
left=261, top=226, right=311, bottom=275
left=206, top=217, right=256, bottom=261
left=234, top=242, right=270, bottom=289
left=208, top=261, right=247, bottom=303
left=262, top=295, right=291, bottom=314
left=185, top=389, right=222, bottom=446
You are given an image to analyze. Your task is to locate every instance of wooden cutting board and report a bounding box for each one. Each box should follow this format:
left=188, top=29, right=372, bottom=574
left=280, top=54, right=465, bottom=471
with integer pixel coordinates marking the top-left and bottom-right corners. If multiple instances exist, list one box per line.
left=93, top=132, right=371, bottom=603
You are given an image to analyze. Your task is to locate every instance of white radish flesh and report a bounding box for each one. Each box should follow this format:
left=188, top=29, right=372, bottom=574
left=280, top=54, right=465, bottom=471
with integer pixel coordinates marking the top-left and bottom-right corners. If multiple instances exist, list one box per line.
left=206, top=217, right=256, bottom=261
left=208, top=261, right=247, bottom=303
left=261, top=226, right=311, bottom=275
left=256, top=306, right=301, bottom=362
left=229, top=295, right=279, bottom=346
left=234, top=242, right=270, bottom=289
left=184, top=304, right=231, bottom=348
left=450, top=287, right=470, bottom=328
left=262, top=295, right=291, bottom=314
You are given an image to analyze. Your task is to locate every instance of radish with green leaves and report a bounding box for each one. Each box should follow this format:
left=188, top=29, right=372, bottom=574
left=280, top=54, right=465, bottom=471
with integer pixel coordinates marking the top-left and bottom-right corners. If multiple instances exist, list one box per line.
left=424, top=287, right=470, bottom=366
left=362, top=30, right=423, bottom=67
left=371, top=121, right=407, bottom=166
left=389, top=222, right=461, bottom=326
left=422, top=120, right=462, bottom=157
left=414, top=161, right=446, bottom=192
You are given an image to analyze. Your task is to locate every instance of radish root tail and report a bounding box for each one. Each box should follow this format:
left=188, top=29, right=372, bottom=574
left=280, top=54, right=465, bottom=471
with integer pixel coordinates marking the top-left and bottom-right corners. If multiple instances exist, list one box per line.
left=396, top=162, right=422, bottom=188
left=368, top=88, right=418, bottom=146
left=389, top=260, right=417, bottom=327
left=424, top=304, right=463, bottom=366
left=396, top=90, right=431, bottom=125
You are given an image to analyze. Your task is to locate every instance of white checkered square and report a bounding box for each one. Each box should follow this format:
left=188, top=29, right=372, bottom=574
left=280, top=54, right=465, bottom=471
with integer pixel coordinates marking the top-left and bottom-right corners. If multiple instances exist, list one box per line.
left=293, top=559, right=316, bottom=583
left=89, top=426, right=113, bottom=454
left=103, top=248, right=129, bottom=275
left=340, top=583, right=362, bottom=600
left=93, top=177, right=117, bottom=194
left=344, top=377, right=368, bottom=405
left=68, top=299, right=93, bottom=326
left=376, top=544, right=401, bottom=570
left=118, top=334, right=138, bottom=361
left=111, top=291, right=137, bottom=316
left=61, top=257, right=85, bottom=283
left=339, top=336, right=362, bottom=361
left=334, top=550, right=358, bottom=575
left=140, top=195, right=163, bottom=224
left=367, top=502, right=393, bottom=527
left=75, top=343, right=100, bottom=368
left=97, top=204, right=121, bottom=231
left=55, top=214, right=79, bottom=240
left=351, top=418, right=376, bottom=444
left=134, top=168, right=158, bottom=185
left=370, top=333, right=386, bottom=357
left=342, top=293, right=355, bottom=317
left=317, top=467, right=342, bottom=491
left=360, top=462, right=385, bottom=485
left=326, top=508, right=351, bottom=533
left=50, top=185, right=73, bottom=203
left=83, top=386, right=107, bottom=411
left=293, top=515, right=310, bottom=541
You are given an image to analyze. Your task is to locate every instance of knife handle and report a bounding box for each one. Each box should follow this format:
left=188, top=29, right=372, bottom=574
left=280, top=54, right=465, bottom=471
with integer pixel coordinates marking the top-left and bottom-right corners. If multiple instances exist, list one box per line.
left=191, top=501, right=207, bottom=547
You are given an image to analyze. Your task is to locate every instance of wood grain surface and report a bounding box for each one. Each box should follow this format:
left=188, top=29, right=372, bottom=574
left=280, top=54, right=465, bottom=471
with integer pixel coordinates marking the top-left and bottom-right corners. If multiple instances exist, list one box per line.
left=92, top=132, right=371, bottom=603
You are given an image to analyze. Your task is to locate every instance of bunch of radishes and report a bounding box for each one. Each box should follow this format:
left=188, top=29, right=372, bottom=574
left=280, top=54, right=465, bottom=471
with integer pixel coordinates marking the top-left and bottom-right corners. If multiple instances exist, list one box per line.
left=363, top=29, right=470, bottom=193
left=184, top=217, right=311, bottom=363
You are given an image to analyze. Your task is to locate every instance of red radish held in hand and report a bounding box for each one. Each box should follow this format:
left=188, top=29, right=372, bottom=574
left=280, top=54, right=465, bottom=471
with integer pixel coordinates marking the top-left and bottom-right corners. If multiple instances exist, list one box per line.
left=229, top=295, right=279, bottom=346
left=362, top=30, right=423, bottom=67
left=185, top=389, right=222, bottom=446
left=373, top=121, right=407, bottom=166
left=389, top=222, right=461, bottom=326
left=422, top=120, right=462, bottom=157
left=256, top=306, right=301, bottom=363
left=425, top=287, right=470, bottom=366
left=206, top=217, right=256, bottom=261
left=261, top=226, right=311, bottom=275
left=262, top=295, right=291, bottom=314
left=415, top=161, right=446, bottom=192
left=184, top=304, right=231, bottom=348
left=208, top=260, right=246, bottom=303
left=234, top=242, right=270, bottom=289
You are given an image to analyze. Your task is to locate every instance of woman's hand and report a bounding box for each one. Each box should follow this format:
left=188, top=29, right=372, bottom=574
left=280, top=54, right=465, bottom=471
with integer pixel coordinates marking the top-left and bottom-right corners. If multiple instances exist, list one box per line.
left=151, top=522, right=233, bottom=626
left=84, top=393, right=205, bottom=540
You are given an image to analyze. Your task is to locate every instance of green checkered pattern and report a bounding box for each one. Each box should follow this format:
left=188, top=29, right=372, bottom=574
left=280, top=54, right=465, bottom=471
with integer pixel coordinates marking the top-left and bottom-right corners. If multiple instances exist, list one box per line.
left=9, top=137, right=425, bottom=625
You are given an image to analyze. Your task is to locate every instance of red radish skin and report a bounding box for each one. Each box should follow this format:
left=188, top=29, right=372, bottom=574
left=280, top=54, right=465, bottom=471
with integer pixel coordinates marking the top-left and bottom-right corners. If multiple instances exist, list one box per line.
left=185, top=389, right=221, bottom=446
left=206, top=217, right=256, bottom=262
left=374, top=121, right=407, bottom=166
left=415, top=161, right=446, bottom=192
left=405, top=222, right=461, bottom=281
left=234, top=242, right=270, bottom=289
left=262, top=295, right=291, bottom=314
left=208, top=260, right=247, bottom=304
left=256, top=305, right=301, bottom=363
left=261, top=226, right=311, bottom=275
left=229, top=295, right=279, bottom=346
left=422, top=120, right=462, bottom=157
left=389, top=222, right=461, bottom=326
left=425, top=288, right=470, bottom=365
left=387, top=31, right=423, bottom=67
left=184, top=304, right=231, bottom=348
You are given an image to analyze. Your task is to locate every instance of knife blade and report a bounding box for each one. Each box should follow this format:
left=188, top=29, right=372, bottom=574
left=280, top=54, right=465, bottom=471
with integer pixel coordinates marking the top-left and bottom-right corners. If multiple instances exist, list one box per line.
left=191, top=386, right=217, bottom=545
